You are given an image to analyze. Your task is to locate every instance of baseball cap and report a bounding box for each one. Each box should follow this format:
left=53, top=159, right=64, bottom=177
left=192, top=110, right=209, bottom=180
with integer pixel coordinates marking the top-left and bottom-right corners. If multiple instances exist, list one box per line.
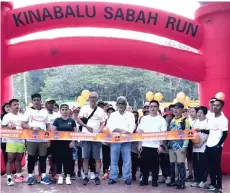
left=143, top=102, right=150, bottom=108
left=73, top=107, right=80, bottom=113
left=174, top=102, right=184, bottom=109
left=209, top=98, right=217, bottom=103
left=107, top=106, right=115, bottom=113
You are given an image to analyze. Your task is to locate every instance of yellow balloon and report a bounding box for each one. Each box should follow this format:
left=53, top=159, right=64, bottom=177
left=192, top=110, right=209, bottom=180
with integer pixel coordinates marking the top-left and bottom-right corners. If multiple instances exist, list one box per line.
left=155, top=92, right=163, bottom=102
left=176, top=92, right=186, bottom=103
left=77, top=96, right=86, bottom=106
left=81, top=90, right=90, bottom=100
left=184, top=96, right=190, bottom=106
left=145, top=91, right=154, bottom=102
left=215, top=92, right=225, bottom=100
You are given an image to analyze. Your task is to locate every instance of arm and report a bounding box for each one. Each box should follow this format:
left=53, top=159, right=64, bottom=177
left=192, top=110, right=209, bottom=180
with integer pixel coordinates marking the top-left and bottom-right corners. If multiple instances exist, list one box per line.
left=182, top=120, right=190, bottom=148
left=217, top=131, right=228, bottom=147
left=21, top=112, right=32, bottom=129
left=2, top=116, right=16, bottom=129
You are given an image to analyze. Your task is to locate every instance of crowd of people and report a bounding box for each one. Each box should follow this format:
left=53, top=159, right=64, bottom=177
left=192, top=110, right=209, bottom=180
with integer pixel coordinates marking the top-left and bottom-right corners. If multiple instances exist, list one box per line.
left=0, top=92, right=228, bottom=193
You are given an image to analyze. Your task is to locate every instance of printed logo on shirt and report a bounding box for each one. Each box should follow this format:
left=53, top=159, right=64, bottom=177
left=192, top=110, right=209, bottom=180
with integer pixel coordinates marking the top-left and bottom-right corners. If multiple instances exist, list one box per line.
left=68, top=122, right=72, bottom=125
left=30, top=115, right=46, bottom=123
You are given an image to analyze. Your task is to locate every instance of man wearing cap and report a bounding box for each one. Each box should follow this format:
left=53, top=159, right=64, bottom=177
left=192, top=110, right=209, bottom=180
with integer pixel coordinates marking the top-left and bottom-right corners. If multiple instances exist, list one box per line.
left=167, top=102, right=190, bottom=189
left=107, top=96, right=135, bottom=185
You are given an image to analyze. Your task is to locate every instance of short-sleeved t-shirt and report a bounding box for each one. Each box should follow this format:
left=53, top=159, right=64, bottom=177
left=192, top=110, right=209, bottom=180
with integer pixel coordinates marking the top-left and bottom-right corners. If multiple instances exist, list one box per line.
left=2, top=112, right=24, bottom=144
left=47, top=112, right=60, bottom=125
left=78, top=105, right=105, bottom=133
left=23, top=108, right=49, bottom=142
left=53, top=117, right=76, bottom=132
left=206, top=114, right=228, bottom=147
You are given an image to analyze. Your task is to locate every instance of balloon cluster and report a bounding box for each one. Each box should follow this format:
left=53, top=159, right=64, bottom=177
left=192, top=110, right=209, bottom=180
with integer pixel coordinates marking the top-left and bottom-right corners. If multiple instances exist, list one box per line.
left=76, top=90, right=91, bottom=107
left=145, top=91, right=163, bottom=102
left=173, top=92, right=191, bottom=107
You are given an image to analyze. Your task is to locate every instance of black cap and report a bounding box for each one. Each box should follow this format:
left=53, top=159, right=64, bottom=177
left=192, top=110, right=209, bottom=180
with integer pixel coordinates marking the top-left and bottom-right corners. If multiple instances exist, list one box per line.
left=174, top=102, right=184, bottom=109
left=107, top=106, right=115, bottom=113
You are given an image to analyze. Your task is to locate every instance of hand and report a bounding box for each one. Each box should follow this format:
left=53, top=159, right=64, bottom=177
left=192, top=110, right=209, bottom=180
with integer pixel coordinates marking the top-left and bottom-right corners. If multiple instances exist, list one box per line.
left=9, top=126, right=16, bottom=130
left=86, top=126, right=93, bottom=133
left=47, top=141, right=51, bottom=147
left=181, top=147, right=187, bottom=154
left=69, top=141, right=74, bottom=148
left=33, top=127, right=41, bottom=131
left=138, top=144, right=142, bottom=153
left=158, top=146, right=164, bottom=153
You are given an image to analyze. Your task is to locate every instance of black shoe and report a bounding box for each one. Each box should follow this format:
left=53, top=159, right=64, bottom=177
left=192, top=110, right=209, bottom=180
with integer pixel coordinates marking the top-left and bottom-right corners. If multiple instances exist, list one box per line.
left=176, top=185, right=186, bottom=189
left=139, top=180, right=148, bottom=186
left=167, top=182, right=177, bottom=187
left=108, top=179, right=117, bottom=185
left=82, top=177, right=89, bottom=186
left=95, top=177, right=101, bottom=185
left=77, top=171, right=81, bottom=178
left=125, top=179, right=132, bottom=185
left=152, top=180, right=158, bottom=187
left=71, top=173, right=76, bottom=180
left=132, top=175, right=136, bottom=181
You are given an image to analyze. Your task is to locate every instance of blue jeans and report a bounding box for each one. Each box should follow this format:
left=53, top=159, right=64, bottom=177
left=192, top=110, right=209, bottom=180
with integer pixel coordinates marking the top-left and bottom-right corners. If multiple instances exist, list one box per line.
left=110, top=143, right=131, bottom=181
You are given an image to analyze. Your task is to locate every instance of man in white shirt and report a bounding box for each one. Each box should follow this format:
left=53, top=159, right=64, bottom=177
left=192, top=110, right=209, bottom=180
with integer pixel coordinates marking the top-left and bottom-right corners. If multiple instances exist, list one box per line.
left=107, top=96, right=135, bottom=185
left=137, top=100, right=167, bottom=187
left=77, top=92, right=105, bottom=186
left=202, top=99, right=228, bottom=192
left=2, top=99, right=25, bottom=186
left=21, top=93, right=51, bottom=185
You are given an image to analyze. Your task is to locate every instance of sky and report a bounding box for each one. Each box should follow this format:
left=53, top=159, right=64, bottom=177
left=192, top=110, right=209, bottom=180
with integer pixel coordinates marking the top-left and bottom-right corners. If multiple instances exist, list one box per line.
left=10, top=0, right=200, bottom=46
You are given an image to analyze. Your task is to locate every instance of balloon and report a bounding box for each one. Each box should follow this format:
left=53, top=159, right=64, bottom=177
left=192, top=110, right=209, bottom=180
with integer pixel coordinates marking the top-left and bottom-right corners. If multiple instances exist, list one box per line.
left=215, top=92, right=225, bottom=100
left=173, top=99, right=178, bottom=104
left=176, top=92, right=186, bottom=103
left=81, top=90, right=90, bottom=100
left=145, top=91, right=154, bottom=102
left=184, top=96, right=190, bottom=106
left=155, top=92, right=163, bottom=102
left=77, top=96, right=86, bottom=107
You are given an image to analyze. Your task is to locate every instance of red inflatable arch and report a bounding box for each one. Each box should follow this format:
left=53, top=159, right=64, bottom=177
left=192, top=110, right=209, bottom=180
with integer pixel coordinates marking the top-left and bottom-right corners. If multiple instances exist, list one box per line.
left=1, top=2, right=230, bottom=172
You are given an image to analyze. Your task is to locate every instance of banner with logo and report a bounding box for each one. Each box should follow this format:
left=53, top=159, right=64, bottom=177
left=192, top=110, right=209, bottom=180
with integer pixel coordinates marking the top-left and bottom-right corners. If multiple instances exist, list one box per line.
left=0, top=129, right=195, bottom=143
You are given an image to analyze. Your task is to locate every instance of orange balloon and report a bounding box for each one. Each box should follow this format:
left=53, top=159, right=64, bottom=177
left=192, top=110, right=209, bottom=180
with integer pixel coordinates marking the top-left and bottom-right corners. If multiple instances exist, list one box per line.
left=176, top=92, right=186, bottom=103
left=184, top=96, right=190, bottom=106
left=215, top=92, right=225, bottom=100
left=155, top=92, right=163, bottom=102
left=145, top=91, right=154, bottom=102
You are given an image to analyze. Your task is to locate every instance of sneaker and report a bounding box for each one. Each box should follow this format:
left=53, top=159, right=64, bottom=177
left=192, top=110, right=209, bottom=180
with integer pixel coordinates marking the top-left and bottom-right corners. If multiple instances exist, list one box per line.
left=66, top=176, right=71, bottom=185
left=203, top=184, right=216, bottom=191
left=27, top=177, right=34, bottom=185
left=77, top=171, right=81, bottom=178
left=108, top=179, right=117, bottom=185
left=176, top=185, right=186, bottom=189
left=198, top=181, right=205, bottom=188
left=103, top=173, right=109, bottom=180
left=191, top=182, right=199, bottom=187
left=82, top=177, right=89, bottom=185
left=41, top=176, right=52, bottom=185
left=70, top=174, right=76, bottom=180
left=167, top=182, right=177, bottom=187
left=158, top=176, right=165, bottom=183
left=139, top=180, right=148, bottom=186
left=90, top=172, right=96, bottom=180
left=148, top=176, right=152, bottom=182
left=7, top=178, right=14, bottom=186
left=125, top=179, right=132, bottom=185
left=186, top=175, right=194, bottom=182
left=165, top=177, right=171, bottom=184
left=95, top=177, right=101, bottom=185
left=57, top=176, right=63, bottom=185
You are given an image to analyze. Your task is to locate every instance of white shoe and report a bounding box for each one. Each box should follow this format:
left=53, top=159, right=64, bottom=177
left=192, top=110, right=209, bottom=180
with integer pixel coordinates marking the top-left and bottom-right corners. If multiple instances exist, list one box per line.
left=198, top=181, right=205, bottom=188
left=81, top=172, right=85, bottom=179
left=66, top=177, right=71, bottom=185
left=90, top=172, right=95, bottom=180
left=148, top=176, right=152, bottom=182
left=7, top=178, right=14, bottom=186
left=165, top=176, right=171, bottom=184
left=57, top=176, right=63, bottom=185
left=191, top=182, right=199, bottom=187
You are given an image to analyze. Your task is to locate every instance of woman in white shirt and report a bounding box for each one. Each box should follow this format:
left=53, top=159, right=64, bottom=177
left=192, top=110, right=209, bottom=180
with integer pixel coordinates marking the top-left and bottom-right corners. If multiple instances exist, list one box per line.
left=191, top=106, right=209, bottom=188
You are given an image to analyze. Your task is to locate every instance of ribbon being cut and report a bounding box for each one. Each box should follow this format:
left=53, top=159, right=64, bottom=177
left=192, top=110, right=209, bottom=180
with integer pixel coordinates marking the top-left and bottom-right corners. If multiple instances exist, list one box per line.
left=0, top=129, right=195, bottom=143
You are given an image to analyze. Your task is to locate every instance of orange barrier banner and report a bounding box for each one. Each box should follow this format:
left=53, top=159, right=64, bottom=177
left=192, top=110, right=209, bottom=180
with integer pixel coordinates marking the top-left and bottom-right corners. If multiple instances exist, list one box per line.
left=0, top=129, right=195, bottom=143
